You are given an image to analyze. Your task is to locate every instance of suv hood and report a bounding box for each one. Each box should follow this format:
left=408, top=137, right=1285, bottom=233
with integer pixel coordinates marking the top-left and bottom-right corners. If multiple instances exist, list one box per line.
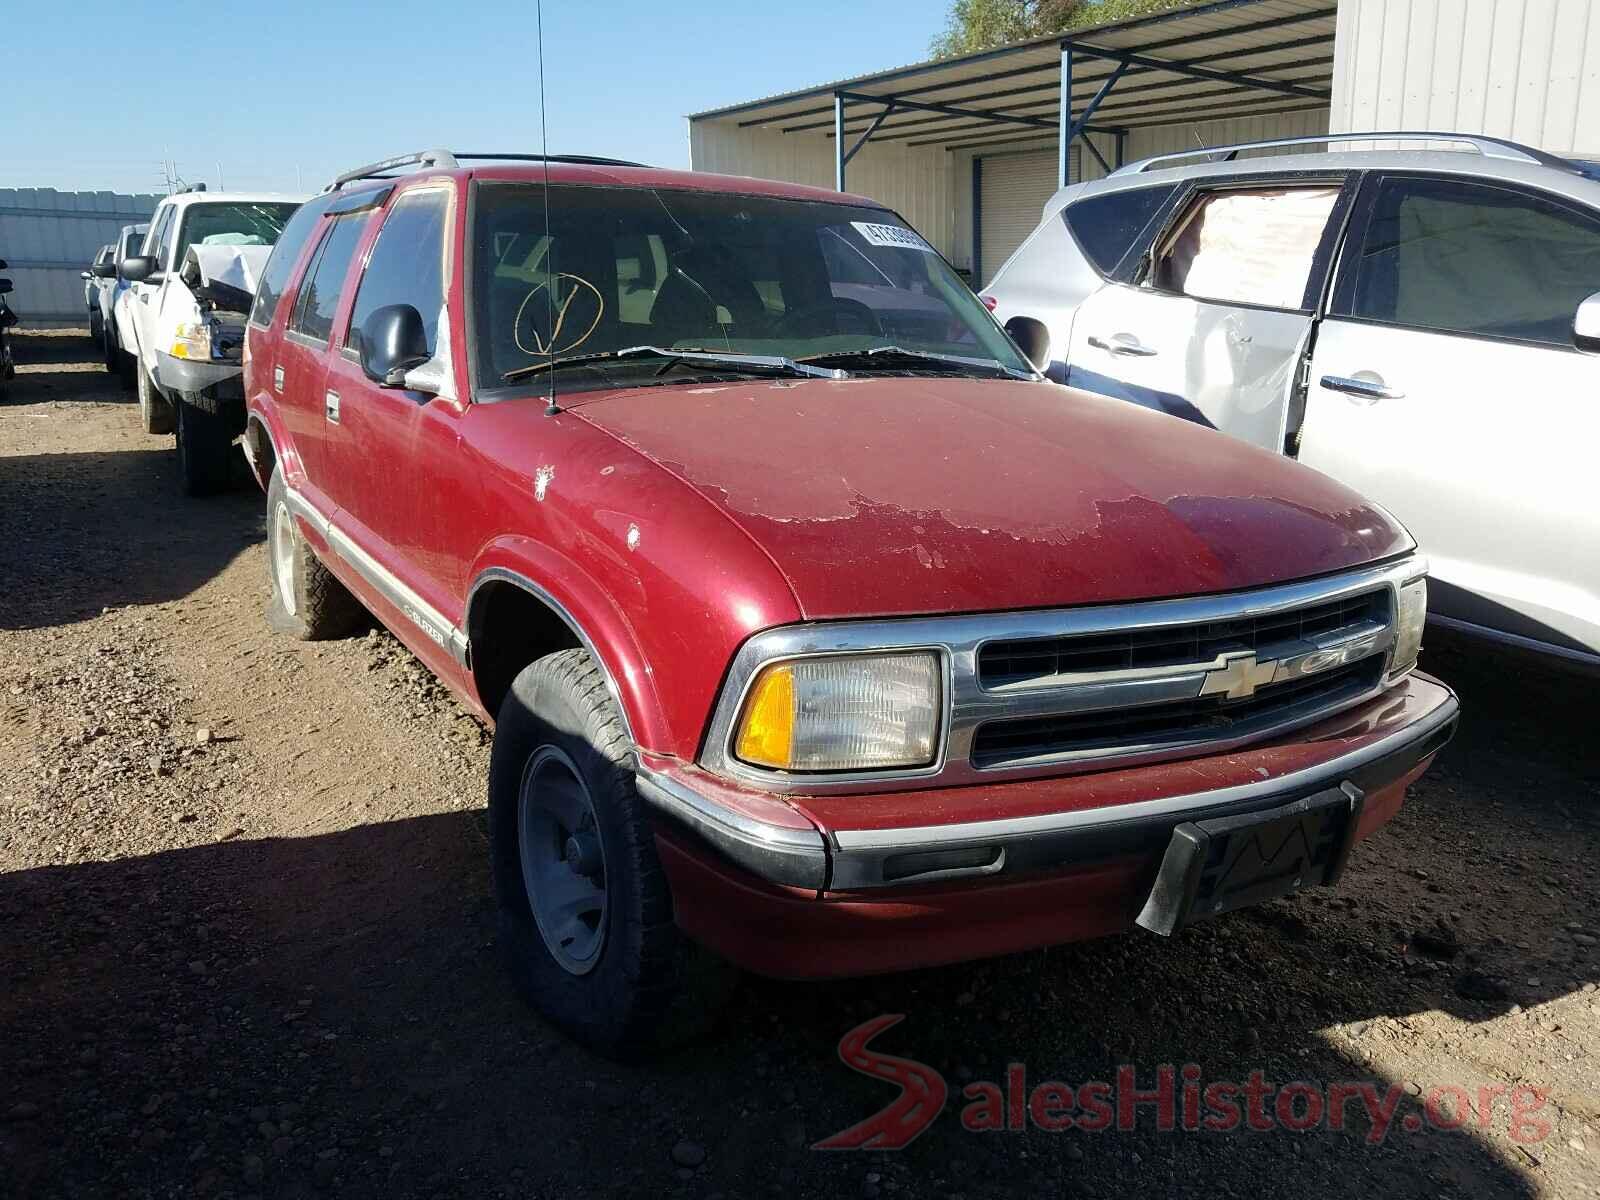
left=574, top=379, right=1411, bottom=619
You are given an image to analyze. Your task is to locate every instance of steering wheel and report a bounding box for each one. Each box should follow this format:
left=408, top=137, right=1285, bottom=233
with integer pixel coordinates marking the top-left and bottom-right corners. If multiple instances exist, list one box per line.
left=779, top=297, right=884, bottom=338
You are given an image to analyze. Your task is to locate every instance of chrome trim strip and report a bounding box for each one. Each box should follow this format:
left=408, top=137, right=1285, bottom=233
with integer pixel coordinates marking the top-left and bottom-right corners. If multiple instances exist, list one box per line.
left=1428, top=613, right=1600, bottom=668
left=823, top=687, right=1459, bottom=889
left=634, top=768, right=827, bottom=892
left=701, top=559, right=1420, bottom=794
left=283, top=486, right=469, bottom=669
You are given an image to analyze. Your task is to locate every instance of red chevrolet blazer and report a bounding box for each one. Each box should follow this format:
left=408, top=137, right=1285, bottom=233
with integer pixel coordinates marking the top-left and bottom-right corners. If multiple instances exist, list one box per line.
left=241, top=150, right=1458, bottom=1055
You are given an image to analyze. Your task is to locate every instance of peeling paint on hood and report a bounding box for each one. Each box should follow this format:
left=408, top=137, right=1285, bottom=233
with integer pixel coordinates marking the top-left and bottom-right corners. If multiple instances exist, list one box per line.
left=573, top=379, right=1413, bottom=620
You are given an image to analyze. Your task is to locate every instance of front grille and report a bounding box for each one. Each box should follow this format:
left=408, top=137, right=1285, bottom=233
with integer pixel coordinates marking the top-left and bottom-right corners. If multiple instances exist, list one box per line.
left=978, top=589, right=1387, bottom=689
left=970, top=657, right=1384, bottom=769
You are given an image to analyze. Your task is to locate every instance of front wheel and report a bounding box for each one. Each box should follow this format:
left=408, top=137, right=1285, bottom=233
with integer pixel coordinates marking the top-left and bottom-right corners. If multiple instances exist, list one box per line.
left=173, top=392, right=232, bottom=496
left=136, top=366, right=173, bottom=434
left=489, top=649, right=730, bottom=1057
left=102, top=324, right=119, bottom=374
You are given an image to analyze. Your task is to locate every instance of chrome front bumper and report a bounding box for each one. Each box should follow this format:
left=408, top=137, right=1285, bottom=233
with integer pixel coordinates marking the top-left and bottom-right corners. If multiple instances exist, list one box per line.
left=635, top=677, right=1459, bottom=892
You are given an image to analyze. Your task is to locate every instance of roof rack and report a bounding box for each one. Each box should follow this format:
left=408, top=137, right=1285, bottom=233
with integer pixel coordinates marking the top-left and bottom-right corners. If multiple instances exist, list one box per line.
left=1112, top=132, right=1580, bottom=177
left=325, top=149, right=651, bottom=192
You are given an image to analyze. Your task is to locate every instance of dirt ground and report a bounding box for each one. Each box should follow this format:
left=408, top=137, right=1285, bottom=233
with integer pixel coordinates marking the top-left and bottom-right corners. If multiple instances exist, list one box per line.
left=1, top=330, right=1596, bottom=1200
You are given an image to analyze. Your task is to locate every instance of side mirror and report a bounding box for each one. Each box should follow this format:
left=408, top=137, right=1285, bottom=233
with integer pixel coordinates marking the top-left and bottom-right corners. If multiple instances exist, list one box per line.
left=1005, top=315, right=1052, bottom=373
left=81, top=270, right=93, bottom=280
left=0, top=259, right=8, bottom=269
left=1574, top=292, right=1600, bottom=353
left=0, top=278, right=12, bottom=295
left=357, top=304, right=431, bottom=388
left=91, top=261, right=118, bottom=279
left=119, top=256, right=160, bottom=283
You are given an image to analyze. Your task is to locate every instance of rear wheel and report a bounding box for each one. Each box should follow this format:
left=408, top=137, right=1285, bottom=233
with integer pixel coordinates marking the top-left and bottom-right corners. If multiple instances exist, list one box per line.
left=264, top=466, right=363, bottom=640
left=489, top=649, right=731, bottom=1058
left=136, top=366, right=173, bottom=434
left=174, top=392, right=232, bottom=496
left=102, top=323, right=118, bottom=374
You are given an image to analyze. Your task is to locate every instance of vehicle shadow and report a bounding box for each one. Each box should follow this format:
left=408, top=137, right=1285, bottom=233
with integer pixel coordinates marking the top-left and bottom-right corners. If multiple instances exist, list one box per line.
left=3, top=330, right=125, bottom=406
left=0, top=448, right=262, bottom=631
left=2, top=640, right=1592, bottom=1198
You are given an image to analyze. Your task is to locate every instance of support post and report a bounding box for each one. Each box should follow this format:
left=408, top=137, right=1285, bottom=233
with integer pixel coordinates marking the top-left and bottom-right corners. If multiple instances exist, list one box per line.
left=1057, top=43, right=1074, bottom=188
left=1115, top=129, right=1128, bottom=168
left=971, top=156, right=983, bottom=286
left=834, top=92, right=846, bottom=191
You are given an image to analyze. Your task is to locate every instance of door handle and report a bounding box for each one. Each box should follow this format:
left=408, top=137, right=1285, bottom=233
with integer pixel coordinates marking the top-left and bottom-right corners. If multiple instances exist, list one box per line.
left=1087, top=332, right=1157, bottom=357
left=1319, top=373, right=1404, bottom=402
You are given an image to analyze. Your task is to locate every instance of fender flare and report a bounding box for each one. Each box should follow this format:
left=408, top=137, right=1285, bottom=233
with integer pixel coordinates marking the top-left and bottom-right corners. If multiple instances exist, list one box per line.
left=464, top=539, right=670, bottom=753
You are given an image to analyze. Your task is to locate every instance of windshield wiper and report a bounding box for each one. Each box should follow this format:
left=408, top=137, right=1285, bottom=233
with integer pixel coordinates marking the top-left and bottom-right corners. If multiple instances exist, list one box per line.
left=797, top=345, right=1036, bottom=380
left=502, top=345, right=845, bottom=384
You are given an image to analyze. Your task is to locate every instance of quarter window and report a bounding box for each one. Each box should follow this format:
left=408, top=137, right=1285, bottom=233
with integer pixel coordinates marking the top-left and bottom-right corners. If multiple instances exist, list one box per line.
left=1064, top=185, right=1177, bottom=275
left=288, top=212, right=369, bottom=344
left=1151, top=185, right=1340, bottom=311
left=348, top=189, right=449, bottom=356
left=1340, top=176, right=1600, bottom=347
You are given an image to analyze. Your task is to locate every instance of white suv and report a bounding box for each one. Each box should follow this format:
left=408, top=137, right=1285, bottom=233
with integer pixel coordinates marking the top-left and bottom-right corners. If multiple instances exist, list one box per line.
left=116, top=186, right=305, bottom=494
left=984, top=132, right=1600, bottom=669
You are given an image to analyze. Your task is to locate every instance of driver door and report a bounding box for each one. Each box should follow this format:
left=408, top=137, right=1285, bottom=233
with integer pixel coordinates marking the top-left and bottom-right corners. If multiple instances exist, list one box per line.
left=1065, top=175, right=1354, bottom=453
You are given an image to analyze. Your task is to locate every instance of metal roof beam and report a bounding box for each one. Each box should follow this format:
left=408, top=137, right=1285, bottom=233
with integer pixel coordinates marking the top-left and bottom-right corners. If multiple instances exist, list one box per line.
left=835, top=89, right=1059, bottom=132
left=732, top=7, right=1335, bottom=129
left=807, top=60, right=1332, bottom=143
left=1064, top=41, right=1331, bottom=101
left=884, top=71, right=1333, bottom=146
left=773, top=37, right=1335, bottom=135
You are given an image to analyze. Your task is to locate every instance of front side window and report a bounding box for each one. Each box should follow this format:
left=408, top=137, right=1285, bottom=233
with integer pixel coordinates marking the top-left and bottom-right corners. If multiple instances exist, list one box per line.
left=1151, top=185, right=1341, bottom=311
left=471, top=183, right=1026, bottom=393
left=288, top=212, right=370, bottom=344
left=347, top=189, right=449, bottom=356
left=174, top=202, right=300, bottom=266
left=1065, top=184, right=1178, bottom=276
left=148, top=206, right=176, bottom=267
left=1339, top=176, right=1600, bottom=346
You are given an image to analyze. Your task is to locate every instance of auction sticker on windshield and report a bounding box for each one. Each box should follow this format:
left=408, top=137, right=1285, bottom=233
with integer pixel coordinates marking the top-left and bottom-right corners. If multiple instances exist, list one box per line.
left=852, top=222, right=934, bottom=252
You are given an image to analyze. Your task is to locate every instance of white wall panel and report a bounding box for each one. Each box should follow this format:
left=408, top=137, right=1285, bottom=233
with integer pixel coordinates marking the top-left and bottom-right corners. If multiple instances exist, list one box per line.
left=0, top=188, right=162, bottom=325
left=688, top=123, right=956, bottom=260
left=1331, top=0, right=1600, bottom=154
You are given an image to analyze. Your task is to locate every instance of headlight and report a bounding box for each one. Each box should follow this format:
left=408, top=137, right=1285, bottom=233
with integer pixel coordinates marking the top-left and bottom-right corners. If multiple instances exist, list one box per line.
left=1391, top=576, right=1427, bottom=674
left=732, top=651, right=941, bottom=772
left=170, top=321, right=213, bottom=360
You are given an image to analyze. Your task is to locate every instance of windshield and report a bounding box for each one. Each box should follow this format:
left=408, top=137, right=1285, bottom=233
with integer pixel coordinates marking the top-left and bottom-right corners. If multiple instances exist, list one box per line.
left=470, top=183, right=1029, bottom=393
left=174, top=202, right=299, bottom=264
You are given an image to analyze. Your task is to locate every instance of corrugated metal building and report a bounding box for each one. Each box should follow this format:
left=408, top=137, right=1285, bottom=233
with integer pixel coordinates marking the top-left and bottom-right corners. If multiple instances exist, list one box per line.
left=0, top=188, right=162, bottom=326
left=688, top=0, right=1593, bottom=286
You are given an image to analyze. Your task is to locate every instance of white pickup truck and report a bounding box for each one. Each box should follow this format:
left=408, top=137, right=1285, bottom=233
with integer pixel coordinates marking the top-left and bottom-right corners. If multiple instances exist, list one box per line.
left=116, top=186, right=304, bottom=494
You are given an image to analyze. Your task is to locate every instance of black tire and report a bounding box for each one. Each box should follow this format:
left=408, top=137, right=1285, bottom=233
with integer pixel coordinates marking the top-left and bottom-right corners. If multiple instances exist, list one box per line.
left=102, top=323, right=118, bottom=374
left=174, top=392, right=233, bottom=496
left=489, top=649, right=731, bottom=1058
left=136, top=365, right=173, bottom=433
left=264, top=467, right=364, bottom=640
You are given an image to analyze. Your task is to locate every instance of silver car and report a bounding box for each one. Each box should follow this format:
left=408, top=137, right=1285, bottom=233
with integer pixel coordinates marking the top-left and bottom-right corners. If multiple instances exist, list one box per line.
left=984, top=132, right=1600, bottom=669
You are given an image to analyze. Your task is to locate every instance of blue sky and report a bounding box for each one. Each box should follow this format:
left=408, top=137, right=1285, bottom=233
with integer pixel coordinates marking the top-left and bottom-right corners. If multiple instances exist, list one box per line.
left=8, top=0, right=943, bottom=198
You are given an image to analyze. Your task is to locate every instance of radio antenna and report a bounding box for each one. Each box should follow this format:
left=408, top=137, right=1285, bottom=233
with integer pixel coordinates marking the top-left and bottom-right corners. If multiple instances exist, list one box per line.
left=535, top=0, right=561, bottom=415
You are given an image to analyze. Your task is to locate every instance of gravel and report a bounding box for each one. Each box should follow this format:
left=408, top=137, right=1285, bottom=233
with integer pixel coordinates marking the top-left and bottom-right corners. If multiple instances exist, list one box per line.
left=1, top=332, right=1596, bottom=1199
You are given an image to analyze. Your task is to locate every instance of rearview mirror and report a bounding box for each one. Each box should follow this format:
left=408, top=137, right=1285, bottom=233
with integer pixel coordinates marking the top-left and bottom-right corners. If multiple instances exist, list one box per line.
left=1574, top=291, right=1600, bottom=353
left=1004, top=316, right=1052, bottom=374
left=357, top=304, right=431, bottom=388
left=119, top=256, right=161, bottom=283
left=91, top=261, right=118, bottom=279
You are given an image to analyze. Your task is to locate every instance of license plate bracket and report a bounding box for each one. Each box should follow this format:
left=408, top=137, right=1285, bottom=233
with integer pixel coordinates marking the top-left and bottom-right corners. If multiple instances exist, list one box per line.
left=1136, top=782, right=1364, bottom=936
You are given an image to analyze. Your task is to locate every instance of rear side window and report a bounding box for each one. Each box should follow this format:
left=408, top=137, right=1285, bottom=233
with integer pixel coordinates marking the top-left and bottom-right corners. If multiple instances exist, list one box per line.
left=1064, top=185, right=1176, bottom=275
left=250, top=198, right=331, bottom=329
left=1152, top=185, right=1340, bottom=311
left=348, top=189, right=449, bottom=355
left=287, top=212, right=370, bottom=344
left=1339, top=176, right=1600, bottom=347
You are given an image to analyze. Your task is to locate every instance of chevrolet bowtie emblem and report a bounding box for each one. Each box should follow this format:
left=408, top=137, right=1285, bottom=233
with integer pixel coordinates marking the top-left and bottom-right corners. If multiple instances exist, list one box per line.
left=1198, top=650, right=1280, bottom=700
